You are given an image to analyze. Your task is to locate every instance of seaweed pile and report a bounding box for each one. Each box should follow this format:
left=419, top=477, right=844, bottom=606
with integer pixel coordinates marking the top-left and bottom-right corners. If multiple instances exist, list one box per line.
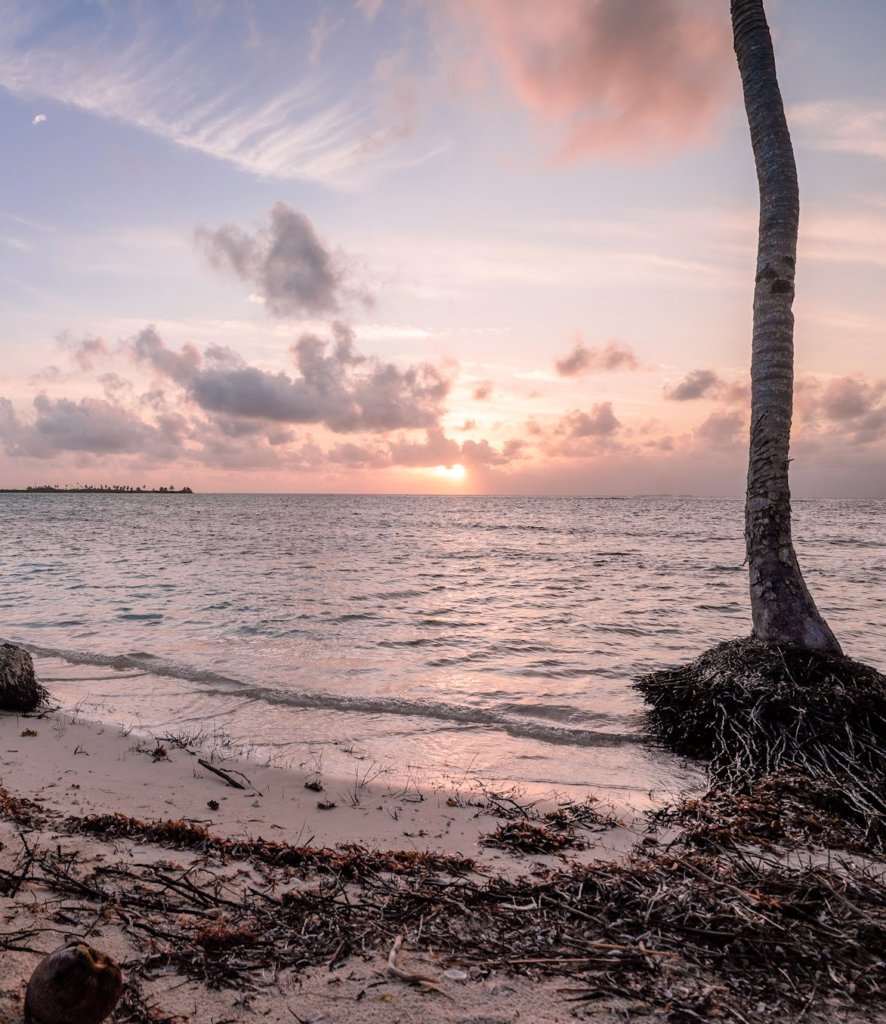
left=637, top=637, right=886, bottom=850
left=478, top=794, right=618, bottom=855
left=2, top=784, right=884, bottom=1022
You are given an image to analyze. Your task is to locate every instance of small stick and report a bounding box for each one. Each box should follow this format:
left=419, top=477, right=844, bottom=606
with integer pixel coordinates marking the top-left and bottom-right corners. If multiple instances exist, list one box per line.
left=198, top=758, right=248, bottom=790
left=386, top=935, right=446, bottom=991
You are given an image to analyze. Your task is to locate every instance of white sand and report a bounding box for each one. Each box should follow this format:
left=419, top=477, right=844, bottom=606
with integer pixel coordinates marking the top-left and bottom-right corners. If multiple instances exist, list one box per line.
left=0, top=705, right=650, bottom=1024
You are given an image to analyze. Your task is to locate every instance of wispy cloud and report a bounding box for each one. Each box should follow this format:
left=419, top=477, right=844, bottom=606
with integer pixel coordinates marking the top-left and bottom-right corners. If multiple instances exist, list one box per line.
left=0, top=3, right=439, bottom=186
left=790, top=100, right=886, bottom=162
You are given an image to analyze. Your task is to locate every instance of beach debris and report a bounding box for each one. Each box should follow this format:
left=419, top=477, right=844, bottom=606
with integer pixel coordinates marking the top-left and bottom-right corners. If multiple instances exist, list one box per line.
left=637, top=636, right=886, bottom=849
left=21, top=728, right=38, bottom=737
left=386, top=935, right=444, bottom=992
left=480, top=819, right=586, bottom=854
left=479, top=793, right=618, bottom=855
left=194, top=918, right=260, bottom=952
left=304, top=779, right=324, bottom=792
left=0, top=642, right=46, bottom=713
left=207, top=799, right=220, bottom=811
left=317, top=800, right=336, bottom=810
left=2, top=778, right=885, bottom=1021
left=25, top=942, right=123, bottom=1024
left=197, top=757, right=249, bottom=790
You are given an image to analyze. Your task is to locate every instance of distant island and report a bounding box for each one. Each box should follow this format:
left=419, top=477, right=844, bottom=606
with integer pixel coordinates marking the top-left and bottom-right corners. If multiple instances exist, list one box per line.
left=0, top=484, right=194, bottom=494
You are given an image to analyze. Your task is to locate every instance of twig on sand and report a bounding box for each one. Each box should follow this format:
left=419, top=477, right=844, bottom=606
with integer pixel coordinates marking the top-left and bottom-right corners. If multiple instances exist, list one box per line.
left=386, top=934, right=447, bottom=994
left=197, top=758, right=250, bottom=790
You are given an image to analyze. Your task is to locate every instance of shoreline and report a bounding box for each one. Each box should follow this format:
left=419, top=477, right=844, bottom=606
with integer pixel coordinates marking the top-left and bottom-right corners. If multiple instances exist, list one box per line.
left=22, top=648, right=703, bottom=810
left=0, top=704, right=644, bottom=869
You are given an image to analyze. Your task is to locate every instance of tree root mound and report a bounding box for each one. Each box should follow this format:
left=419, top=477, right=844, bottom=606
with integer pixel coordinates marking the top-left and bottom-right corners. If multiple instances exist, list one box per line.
left=636, top=636, right=886, bottom=850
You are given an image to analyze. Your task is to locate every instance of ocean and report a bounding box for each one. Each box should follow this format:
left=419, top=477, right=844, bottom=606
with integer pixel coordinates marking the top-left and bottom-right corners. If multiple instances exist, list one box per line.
left=1, top=494, right=883, bottom=802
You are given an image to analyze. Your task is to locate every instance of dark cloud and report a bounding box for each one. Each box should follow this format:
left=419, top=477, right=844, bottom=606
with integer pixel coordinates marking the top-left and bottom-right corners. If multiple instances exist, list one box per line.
left=129, top=322, right=451, bottom=434
left=386, top=428, right=523, bottom=468
left=0, top=394, right=183, bottom=459
left=665, top=369, right=722, bottom=401
left=195, top=202, right=370, bottom=318
left=720, top=380, right=750, bottom=405
left=645, top=435, right=675, bottom=452
left=805, top=376, right=886, bottom=444
left=327, top=441, right=389, bottom=468
left=131, top=325, right=201, bottom=382
left=389, top=427, right=460, bottom=467
left=461, top=437, right=525, bottom=465
left=852, top=409, right=886, bottom=444
left=98, top=373, right=133, bottom=400
left=266, top=427, right=295, bottom=446
left=542, top=403, right=623, bottom=459
left=555, top=339, right=638, bottom=377
left=472, top=379, right=493, bottom=400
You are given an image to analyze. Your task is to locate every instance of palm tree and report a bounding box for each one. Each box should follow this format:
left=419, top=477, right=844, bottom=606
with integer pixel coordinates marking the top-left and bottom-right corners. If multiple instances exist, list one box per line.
left=731, top=0, right=841, bottom=655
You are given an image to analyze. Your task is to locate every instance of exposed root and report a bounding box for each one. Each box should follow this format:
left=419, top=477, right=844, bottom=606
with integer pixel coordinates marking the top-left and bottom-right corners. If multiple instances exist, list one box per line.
left=637, top=636, right=886, bottom=850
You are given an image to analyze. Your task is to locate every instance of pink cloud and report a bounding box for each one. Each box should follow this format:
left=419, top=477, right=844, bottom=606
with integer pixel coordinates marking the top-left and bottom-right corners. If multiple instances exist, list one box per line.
left=694, top=410, right=745, bottom=447
left=559, top=403, right=621, bottom=438
left=796, top=374, right=886, bottom=445
left=444, top=0, right=733, bottom=159
left=57, top=333, right=110, bottom=372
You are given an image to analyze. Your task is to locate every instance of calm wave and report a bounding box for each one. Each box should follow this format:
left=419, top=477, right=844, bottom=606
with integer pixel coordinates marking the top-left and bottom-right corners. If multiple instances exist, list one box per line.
left=1, top=494, right=882, bottom=796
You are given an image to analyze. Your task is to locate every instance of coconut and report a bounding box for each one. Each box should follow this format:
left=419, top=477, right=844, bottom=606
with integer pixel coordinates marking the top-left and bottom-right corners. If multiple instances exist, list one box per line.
left=25, top=943, right=123, bottom=1024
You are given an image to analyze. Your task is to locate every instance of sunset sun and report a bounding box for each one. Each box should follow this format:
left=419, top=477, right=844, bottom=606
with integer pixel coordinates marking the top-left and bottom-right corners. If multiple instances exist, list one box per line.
left=431, top=463, right=467, bottom=483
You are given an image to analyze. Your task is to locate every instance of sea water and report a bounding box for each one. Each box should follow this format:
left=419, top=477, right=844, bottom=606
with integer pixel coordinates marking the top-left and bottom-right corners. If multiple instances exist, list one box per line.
left=1, top=494, right=882, bottom=800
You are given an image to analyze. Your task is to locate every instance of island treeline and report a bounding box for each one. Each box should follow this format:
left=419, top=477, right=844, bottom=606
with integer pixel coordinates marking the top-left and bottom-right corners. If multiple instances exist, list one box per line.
left=0, top=484, right=194, bottom=493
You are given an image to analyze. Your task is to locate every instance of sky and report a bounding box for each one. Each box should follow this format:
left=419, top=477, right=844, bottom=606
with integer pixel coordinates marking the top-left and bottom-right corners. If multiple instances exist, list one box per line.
left=1, top=0, right=885, bottom=496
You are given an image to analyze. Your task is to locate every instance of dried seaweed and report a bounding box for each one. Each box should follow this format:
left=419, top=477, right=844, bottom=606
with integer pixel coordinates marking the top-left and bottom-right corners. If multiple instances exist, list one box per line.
left=477, top=793, right=618, bottom=854
left=70, top=811, right=477, bottom=879
left=480, top=819, right=586, bottom=854
left=2, top=781, right=884, bottom=1022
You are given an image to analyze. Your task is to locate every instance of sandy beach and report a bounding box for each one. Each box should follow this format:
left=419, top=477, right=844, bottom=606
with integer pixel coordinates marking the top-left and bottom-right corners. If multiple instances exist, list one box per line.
left=1, top=702, right=650, bottom=1024
left=3, top=692, right=885, bottom=1024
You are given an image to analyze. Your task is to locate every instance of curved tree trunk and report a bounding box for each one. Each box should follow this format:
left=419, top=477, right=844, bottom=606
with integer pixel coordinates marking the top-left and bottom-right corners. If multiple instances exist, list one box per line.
left=731, top=0, right=842, bottom=655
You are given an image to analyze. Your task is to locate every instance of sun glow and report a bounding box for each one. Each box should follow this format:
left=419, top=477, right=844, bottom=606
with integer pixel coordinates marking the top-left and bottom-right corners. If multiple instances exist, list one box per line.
left=431, top=463, right=467, bottom=483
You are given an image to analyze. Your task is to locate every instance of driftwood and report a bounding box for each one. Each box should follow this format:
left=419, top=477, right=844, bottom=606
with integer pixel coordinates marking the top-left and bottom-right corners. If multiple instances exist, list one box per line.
left=385, top=935, right=444, bottom=992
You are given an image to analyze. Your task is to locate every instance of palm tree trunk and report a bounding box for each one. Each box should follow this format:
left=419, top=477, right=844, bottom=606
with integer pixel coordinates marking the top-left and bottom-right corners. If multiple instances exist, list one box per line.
left=731, top=0, right=842, bottom=655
